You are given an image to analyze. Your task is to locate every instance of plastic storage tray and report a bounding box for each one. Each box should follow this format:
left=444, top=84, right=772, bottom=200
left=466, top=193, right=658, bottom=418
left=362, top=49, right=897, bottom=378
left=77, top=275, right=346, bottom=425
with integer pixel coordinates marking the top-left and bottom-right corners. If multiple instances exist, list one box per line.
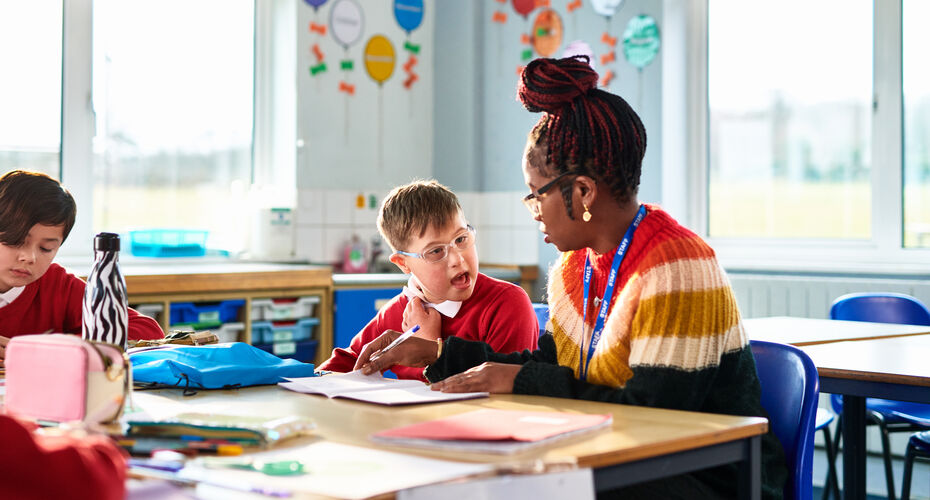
left=129, top=229, right=208, bottom=257
left=253, top=340, right=318, bottom=362
left=251, top=296, right=320, bottom=321
left=170, top=299, right=245, bottom=325
left=251, top=318, right=319, bottom=344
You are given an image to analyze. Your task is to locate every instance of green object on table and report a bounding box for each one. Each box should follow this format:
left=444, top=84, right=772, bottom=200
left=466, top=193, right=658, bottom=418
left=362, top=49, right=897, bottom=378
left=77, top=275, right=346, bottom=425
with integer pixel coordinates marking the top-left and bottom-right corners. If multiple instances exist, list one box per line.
left=341, top=59, right=354, bottom=70
left=224, top=459, right=306, bottom=476
left=521, top=48, right=533, bottom=61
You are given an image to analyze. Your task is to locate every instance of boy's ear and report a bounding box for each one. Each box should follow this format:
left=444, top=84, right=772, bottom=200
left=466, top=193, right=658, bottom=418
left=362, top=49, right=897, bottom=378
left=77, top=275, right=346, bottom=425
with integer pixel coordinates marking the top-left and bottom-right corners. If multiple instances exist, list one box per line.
left=389, top=253, right=410, bottom=274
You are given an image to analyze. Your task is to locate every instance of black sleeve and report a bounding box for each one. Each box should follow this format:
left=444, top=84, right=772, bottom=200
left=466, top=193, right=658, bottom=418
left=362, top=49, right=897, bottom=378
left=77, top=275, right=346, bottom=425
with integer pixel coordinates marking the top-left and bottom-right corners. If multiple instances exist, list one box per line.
left=423, top=334, right=558, bottom=383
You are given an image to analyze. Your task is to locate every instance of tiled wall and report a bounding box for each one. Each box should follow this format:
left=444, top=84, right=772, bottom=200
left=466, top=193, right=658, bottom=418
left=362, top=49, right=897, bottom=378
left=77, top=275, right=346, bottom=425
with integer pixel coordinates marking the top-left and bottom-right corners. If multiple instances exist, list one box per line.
left=295, top=189, right=540, bottom=267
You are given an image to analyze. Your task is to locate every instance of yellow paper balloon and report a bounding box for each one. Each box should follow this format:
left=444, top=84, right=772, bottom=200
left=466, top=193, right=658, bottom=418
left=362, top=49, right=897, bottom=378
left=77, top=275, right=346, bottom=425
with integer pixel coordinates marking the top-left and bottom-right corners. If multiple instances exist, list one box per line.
left=364, top=35, right=395, bottom=85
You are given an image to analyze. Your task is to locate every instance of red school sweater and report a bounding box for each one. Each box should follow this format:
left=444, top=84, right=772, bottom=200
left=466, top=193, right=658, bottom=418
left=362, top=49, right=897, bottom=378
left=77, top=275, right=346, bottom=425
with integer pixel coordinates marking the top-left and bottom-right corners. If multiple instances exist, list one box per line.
left=318, top=273, right=539, bottom=380
left=0, top=415, right=127, bottom=500
left=0, top=263, right=164, bottom=340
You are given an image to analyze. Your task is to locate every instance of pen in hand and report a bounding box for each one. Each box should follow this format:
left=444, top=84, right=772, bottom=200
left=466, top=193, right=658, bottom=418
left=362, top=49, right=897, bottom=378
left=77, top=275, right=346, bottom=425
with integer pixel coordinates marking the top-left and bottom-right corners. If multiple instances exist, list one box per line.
left=370, top=325, right=420, bottom=362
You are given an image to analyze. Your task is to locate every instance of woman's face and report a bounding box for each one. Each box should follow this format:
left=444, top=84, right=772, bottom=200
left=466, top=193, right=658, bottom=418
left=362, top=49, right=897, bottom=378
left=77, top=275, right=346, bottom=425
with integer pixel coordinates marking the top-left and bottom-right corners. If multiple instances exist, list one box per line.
left=521, top=143, right=588, bottom=252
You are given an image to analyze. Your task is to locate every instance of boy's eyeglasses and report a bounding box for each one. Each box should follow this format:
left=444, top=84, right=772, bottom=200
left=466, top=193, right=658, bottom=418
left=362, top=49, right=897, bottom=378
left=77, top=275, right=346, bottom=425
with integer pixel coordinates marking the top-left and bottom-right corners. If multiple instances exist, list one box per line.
left=395, top=225, right=477, bottom=264
left=522, top=172, right=575, bottom=216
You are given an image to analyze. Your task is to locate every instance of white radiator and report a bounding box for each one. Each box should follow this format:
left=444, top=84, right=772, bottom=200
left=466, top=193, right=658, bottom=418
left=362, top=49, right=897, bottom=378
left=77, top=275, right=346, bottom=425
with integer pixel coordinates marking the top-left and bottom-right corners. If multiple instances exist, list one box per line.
left=727, top=273, right=930, bottom=319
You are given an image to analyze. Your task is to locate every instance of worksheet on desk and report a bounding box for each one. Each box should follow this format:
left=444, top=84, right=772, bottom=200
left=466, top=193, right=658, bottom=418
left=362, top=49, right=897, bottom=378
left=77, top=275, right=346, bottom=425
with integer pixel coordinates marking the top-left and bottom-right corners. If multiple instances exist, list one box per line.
left=178, top=441, right=494, bottom=499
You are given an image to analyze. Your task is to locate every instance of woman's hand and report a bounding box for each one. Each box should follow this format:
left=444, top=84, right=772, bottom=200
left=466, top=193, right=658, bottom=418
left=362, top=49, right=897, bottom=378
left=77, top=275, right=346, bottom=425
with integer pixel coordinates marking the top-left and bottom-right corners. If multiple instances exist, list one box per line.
left=430, top=362, right=521, bottom=394
left=402, top=298, right=442, bottom=340
left=354, top=330, right=439, bottom=374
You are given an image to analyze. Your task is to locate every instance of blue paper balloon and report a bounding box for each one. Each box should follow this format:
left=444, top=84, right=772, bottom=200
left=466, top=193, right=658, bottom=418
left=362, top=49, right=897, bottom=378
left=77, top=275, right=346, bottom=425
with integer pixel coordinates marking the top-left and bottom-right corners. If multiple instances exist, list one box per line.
left=394, top=0, right=424, bottom=33
left=303, top=0, right=328, bottom=10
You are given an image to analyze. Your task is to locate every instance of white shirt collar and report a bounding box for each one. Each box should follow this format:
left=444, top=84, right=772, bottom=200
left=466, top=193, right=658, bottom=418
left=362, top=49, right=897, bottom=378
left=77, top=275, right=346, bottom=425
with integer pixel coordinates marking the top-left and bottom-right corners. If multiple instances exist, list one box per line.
left=402, top=276, right=462, bottom=318
left=0, top=286, right=25, bottom=309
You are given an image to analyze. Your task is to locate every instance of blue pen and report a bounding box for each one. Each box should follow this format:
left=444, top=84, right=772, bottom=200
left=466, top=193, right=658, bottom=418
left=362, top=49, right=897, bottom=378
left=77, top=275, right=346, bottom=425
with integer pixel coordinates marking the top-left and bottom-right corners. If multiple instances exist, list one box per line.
left=371, top=325, right=420, bottom=360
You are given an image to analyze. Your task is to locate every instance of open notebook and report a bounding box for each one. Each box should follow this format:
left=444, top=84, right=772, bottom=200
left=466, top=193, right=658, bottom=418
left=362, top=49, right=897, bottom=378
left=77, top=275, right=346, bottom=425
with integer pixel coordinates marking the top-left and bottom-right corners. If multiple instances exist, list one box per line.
left=371, top=409, right=613, bottom=454
left=278, top=370, right=488, bottom=406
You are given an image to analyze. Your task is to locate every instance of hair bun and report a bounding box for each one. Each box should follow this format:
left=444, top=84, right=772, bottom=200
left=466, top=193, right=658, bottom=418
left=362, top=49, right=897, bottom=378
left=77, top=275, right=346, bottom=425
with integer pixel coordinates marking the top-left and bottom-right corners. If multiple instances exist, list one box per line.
left=518, top=56, right=599, bottom=113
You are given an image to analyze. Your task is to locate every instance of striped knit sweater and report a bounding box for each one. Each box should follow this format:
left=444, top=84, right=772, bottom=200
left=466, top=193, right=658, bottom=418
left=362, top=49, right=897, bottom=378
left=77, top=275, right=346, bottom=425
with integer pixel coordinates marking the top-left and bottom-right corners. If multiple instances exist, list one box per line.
left=425, top=205, right=786, bottom=499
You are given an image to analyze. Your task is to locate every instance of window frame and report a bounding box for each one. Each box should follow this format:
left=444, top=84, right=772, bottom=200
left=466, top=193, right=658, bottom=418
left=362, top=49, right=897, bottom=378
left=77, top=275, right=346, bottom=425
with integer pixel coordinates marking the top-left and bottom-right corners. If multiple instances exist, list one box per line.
left=56, top=0, right=287, bottom=258
left=673, top=0, right=930, bottom=275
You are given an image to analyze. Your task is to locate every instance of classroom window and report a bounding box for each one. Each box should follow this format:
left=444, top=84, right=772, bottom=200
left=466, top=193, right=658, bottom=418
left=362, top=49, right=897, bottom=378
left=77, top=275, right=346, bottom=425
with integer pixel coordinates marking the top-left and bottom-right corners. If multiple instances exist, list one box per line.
left=91, top=0, right=255, bottom=251
left=0, top=1, right=63, bottom=179
left=903, top=0, right=930, bottom=248
left=707, top=0, right=873, bottom=240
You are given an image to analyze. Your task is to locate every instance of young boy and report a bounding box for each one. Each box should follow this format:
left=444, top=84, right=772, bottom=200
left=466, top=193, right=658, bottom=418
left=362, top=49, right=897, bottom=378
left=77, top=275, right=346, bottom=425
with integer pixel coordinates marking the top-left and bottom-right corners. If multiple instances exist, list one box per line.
left=318, top=180, right=539, bottom=380
left=0, top=170, right=164, bottom=364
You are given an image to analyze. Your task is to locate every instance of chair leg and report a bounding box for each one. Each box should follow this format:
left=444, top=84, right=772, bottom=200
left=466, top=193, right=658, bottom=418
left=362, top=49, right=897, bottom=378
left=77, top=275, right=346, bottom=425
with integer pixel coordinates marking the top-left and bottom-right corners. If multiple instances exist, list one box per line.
left=870, top=412, right=897, bottom=500
left=821, top=426, right=841, bottom=500
left=901, top=444, right=916, bottom=500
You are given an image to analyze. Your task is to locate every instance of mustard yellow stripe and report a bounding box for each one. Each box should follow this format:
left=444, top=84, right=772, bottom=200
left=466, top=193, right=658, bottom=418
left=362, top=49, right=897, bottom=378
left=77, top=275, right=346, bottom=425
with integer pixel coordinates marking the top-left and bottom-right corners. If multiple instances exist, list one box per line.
left=631, top=286, right=741, bottom=340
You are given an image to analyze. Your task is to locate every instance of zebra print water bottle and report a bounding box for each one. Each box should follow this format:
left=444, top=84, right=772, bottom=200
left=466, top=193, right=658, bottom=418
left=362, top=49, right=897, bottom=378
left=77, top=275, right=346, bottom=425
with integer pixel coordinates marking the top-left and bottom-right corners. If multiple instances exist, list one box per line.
left=82, top=232, right=128, bottom=350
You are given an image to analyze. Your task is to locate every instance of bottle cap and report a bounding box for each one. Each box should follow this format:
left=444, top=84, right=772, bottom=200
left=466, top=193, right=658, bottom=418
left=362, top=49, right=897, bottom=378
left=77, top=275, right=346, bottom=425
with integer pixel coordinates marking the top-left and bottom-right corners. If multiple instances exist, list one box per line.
left=94, top=232, right=121, bottom=252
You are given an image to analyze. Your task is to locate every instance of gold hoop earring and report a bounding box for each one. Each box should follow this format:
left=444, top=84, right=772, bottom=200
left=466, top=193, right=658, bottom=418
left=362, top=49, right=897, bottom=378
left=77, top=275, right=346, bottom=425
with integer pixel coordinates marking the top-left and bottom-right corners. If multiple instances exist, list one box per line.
left=582, top=204, right=592, bottom=222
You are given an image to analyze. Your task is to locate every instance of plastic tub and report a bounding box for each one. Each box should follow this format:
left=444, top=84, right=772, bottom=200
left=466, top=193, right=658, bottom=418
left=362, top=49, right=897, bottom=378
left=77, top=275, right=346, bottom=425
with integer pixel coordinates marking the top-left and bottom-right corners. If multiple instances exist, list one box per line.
left=251, top=318, right=319, bottom=344
left=129, top=229, right=208, bottom=258
left=251, top=296, right=320, bottom=321
left=253, top=340, right=318, bottom=362
left=170, top=300, right=245, bottom=325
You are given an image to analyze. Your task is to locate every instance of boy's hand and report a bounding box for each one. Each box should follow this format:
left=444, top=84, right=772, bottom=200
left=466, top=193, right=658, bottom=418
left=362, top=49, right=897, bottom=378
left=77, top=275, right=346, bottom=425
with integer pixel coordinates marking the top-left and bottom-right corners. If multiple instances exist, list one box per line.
left=430, top=362, right=520, bottom=394
left=354, top=330, right=439, bottom=374
left=402, top=297, right=442, bottom=340
left=0, top=336, right=9, bottom=367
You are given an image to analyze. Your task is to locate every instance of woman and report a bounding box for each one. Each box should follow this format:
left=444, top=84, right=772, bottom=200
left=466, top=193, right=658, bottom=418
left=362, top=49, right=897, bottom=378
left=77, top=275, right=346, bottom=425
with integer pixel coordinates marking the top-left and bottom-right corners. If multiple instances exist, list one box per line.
left=356, top=56, right=786, bottom=499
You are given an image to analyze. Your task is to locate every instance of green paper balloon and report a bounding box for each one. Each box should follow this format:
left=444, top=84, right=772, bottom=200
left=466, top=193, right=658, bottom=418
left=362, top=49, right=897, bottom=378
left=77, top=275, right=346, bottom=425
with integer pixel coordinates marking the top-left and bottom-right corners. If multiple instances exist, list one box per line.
left=622, top=14, right=660, bottom=69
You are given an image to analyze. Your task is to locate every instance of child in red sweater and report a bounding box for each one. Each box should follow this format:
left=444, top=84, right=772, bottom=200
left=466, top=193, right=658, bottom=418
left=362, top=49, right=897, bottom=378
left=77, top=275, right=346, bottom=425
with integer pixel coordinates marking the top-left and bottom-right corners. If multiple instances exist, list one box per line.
left=0, top=170, right=163, bottom=365
left=318, top=180, right=538, bottom=380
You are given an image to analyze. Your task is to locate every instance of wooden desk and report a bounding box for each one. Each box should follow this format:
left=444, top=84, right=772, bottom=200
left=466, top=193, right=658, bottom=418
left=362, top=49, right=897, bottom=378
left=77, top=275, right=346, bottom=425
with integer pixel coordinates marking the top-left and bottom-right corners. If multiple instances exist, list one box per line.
left=743, top=316, right=930, bottom=346
left=134, top=386, right=768, bottom=498
left=799, top=336, right=930, bottom=500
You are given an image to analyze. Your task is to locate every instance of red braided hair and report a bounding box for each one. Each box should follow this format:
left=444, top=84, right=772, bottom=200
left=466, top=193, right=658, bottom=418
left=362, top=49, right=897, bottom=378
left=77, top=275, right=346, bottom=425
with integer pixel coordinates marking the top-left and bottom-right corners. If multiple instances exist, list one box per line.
left=518, top=56, right=646, bottom=207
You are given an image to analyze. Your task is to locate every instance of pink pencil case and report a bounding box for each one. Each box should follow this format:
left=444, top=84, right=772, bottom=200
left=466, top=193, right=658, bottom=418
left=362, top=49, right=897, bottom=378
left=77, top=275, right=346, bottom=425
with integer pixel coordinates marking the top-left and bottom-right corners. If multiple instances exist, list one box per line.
left=5, top=334, right=130, bottom=424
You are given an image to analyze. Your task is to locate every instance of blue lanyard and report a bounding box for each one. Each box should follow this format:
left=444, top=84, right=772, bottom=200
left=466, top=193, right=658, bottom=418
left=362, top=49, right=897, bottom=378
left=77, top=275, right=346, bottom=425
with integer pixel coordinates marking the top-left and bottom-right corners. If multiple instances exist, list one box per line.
left=579, top=204, right=647, bottom=381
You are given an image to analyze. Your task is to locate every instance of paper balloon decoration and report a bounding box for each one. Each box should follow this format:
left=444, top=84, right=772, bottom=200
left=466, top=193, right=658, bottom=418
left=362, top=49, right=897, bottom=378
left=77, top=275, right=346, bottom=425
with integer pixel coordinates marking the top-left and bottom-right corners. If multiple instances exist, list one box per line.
left=330, top=0, right=364, bottom=49
left=512, top=0, right=534, bottom=19
left=364, top=35, right=396, bottom=85
left=589, top=0, right=624, bottom=18
left=394, top=0, right=424, bottom=33
left=531, top=9, right=563, bottom=57
left=622, top=14, right=660, bottom=69
left=303, top=0, right=328, bottom=11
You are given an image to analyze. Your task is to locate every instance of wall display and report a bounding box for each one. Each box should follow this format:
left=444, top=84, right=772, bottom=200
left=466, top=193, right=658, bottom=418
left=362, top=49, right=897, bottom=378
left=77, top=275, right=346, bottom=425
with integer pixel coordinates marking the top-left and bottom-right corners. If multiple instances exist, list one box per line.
left=305, top=1, right=331, bottom=78
left=303, top=0, right=328, bottom=10
left=530, top=9, right=563, bottom=58
left=622, top=14, right=659, bottom=111
left=363, top=34, right=396, bottom=170
left=622, top=14, right=659, bottom=69
left=394, top=0, right=424, bottom=90
left=330, top=0, right=364, bottom=97
left=589, top=0, right=624, bottom=18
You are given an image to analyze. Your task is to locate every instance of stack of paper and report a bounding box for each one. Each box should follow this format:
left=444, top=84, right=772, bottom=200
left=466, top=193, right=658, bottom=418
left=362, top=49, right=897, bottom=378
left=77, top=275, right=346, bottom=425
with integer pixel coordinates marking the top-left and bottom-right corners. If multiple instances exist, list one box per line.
left=371, top=409, right=612, bottom=454
left=279, top=370, right=488, bottom=405
left=126, top=413, right=315, bottom=447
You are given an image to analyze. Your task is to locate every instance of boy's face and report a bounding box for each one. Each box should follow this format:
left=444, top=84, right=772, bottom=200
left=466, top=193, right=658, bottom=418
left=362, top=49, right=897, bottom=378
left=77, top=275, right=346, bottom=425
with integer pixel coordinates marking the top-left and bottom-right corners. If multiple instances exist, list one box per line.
left=0, top=223, right=64, bottom=293
left=389, top=214, right=479, bottom=303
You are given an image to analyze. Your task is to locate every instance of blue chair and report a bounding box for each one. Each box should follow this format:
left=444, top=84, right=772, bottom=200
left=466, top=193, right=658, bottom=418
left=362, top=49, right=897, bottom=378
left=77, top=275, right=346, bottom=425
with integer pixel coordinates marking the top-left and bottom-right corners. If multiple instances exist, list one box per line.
left=901, top=430, right=930, bottom=500
left=751, top=340, right=820, bottom=500
left=815, top=408, right=841, bottom=500
left=532, top=302, right=549, bottom=337
left=829, top=292, right=930, bottom=500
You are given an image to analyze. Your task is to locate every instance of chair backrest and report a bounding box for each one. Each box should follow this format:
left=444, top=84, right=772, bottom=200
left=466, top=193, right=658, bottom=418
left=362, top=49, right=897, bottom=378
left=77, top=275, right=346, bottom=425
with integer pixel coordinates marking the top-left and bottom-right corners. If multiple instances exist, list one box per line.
left=750, top=340, right=820, bottom=500
left=532, top=303, right=549, bottom=337
left=830, top=292, right=930, bottom=326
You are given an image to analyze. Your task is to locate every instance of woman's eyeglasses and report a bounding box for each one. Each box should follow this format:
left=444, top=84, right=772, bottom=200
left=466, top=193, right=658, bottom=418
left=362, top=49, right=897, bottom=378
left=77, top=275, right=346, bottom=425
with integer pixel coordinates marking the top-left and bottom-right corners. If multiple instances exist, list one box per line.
left=395, top=225, right=477, bottom=264
left=522, top=172, right=574, bottom=216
